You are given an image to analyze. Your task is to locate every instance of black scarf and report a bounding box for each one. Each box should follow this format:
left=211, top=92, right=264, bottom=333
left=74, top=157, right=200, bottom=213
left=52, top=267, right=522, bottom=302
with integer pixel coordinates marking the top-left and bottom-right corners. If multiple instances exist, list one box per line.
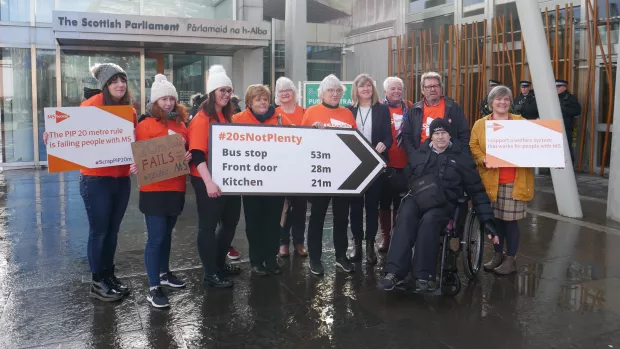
left=250, top=105, right=276, bottom=123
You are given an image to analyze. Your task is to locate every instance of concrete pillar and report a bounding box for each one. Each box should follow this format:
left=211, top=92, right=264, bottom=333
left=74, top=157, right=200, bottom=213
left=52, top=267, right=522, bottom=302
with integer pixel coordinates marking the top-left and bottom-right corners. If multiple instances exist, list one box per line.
left=285, top=0, right=307, bottom=85
left=233, top=0, right=264, bottom=109
left=516, top=0, right=583, bottom=218
left=607, top=44, right=620, bottom=222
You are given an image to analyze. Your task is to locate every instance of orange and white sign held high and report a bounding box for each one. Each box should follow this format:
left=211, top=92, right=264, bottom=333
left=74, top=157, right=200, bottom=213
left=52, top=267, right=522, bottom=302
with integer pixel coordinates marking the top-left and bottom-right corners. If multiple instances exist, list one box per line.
left=44, top=106, right=135, bottom=173
left=485, top=120, right=565, bottom=168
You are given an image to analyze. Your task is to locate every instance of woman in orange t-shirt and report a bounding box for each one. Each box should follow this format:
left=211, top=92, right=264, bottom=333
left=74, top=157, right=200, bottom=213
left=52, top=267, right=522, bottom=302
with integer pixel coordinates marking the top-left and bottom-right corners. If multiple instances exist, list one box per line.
left=379, top=76, right=412, bottom=252
left=188, top=65, right=241, bottom=289
left=273, top=77, right=308, bottom=258
left=232, top=84, right=291, bottom=277
left=301, top=74, right=358, bottom=276
left=42, top=63, right=137, bottom=302
left=131, top=75, right=191, bottom=308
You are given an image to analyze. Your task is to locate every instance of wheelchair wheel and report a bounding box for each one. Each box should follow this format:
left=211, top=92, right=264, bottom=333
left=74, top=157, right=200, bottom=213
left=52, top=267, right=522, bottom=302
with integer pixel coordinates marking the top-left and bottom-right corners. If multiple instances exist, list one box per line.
left=462, top=208, right=484, bottom=280
left=442, top=272, right=461, bottom=296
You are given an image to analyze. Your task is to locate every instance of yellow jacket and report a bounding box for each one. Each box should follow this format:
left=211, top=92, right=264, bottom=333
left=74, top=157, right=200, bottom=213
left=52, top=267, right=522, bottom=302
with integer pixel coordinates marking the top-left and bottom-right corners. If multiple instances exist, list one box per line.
left=469, top=114, right=535, bottom=202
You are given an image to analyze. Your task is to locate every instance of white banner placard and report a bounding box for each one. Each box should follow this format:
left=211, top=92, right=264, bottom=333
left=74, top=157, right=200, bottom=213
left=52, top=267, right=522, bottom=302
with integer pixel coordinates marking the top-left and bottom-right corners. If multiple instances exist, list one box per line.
left=209, top=124, right=386, bottom=195
left=44, top=106, right=135, bottom=172
left=485, top=120, right=565, bottom=168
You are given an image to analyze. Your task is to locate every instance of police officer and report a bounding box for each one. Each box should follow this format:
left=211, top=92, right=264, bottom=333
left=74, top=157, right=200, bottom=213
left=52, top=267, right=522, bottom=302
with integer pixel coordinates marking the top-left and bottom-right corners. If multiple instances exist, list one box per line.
left=556, top=79, right=581, bottom=164
left=513, top=80, right=539, bottom=120
left=479, top=79, right=500, bottom=116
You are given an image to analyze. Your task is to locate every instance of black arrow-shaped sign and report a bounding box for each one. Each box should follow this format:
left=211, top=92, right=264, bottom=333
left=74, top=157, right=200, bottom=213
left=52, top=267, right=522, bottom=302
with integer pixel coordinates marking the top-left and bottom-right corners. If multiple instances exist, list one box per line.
left=337, top=133, right=381, bottom=190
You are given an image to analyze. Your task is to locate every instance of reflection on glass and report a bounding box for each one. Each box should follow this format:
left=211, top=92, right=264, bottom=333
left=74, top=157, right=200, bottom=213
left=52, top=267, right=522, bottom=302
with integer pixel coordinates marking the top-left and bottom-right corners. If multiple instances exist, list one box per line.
left=308, top=63, right=341, bottom=81
left=307, top=46, right=341, bottom=61
left=463, top=0, right=484, bottom=5
left=60, top=52, right=141, bottom=112
left=142, top=0, right=232, bottom=19
left=35, top=0, right=54, bottom=23
left=409, top=0, right=447, bottom=13
left=37, top=50, right=56, bottom=162
left=171, top=55, right=205, bottom=106
left=0, top=48, right=34, bottom=163
left=0, top=0, right=30, bottom=22
left=56, top=0, right=139, bottom=14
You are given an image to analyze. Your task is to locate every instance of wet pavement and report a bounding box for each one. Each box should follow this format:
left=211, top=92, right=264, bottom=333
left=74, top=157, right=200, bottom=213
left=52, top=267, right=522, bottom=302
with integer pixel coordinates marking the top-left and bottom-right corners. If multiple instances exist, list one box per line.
left=0, top=170, right=619, bottom=348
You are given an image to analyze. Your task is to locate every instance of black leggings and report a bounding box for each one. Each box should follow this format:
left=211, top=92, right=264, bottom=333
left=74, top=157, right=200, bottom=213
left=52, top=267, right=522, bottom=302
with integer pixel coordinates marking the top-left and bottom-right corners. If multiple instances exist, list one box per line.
left=380, top=169, right=403, bottom=210
left=307, top=196, right=358, bottom=261
left=243, top=195, right=285, bottom=267
left=191, top=176, right=241, bottom=275
left=493, top=219, right=520, bottom=257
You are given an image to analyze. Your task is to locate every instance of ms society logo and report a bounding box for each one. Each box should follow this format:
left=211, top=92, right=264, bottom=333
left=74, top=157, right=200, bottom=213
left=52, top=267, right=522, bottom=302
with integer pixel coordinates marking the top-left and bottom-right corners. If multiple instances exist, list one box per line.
left=486, top=122, right=504, bottom=132
left=47, top=110, right=71, bottom=123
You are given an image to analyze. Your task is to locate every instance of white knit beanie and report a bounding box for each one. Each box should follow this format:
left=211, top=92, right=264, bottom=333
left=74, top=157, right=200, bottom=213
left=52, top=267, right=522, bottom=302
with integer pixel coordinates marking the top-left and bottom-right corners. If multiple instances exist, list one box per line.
left=150, top=74, right=178, bottom=102
left=206, top=65, right=233, bottom=95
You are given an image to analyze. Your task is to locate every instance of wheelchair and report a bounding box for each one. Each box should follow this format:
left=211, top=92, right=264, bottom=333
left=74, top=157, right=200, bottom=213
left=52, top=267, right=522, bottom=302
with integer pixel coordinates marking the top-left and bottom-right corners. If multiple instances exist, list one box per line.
left=397, top=197, right=484, bottom=297
left=435, top=197, right=484, bottom=296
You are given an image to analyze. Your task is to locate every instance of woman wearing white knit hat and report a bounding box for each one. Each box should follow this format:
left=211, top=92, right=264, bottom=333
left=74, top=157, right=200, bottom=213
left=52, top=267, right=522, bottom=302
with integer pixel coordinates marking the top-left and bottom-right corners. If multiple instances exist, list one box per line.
left=130, top=74, right=191, bottom=308
left=188, top=65, right=242, bottom=288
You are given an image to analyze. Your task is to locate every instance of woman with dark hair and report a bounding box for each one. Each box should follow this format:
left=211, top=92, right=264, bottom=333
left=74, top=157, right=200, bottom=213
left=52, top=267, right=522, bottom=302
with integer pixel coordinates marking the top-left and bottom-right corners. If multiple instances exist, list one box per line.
left=132, top=75, right=191, bottom=308
left=188, top=65, right=240, bottom=288
left=67, top=63, right=137, bottom=301
left=189, top=93, right=208, bottom=121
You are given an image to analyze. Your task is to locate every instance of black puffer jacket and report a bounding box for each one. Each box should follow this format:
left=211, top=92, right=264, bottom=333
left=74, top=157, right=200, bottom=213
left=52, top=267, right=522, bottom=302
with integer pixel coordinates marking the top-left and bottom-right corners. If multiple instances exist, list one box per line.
left=402, top=97, right=471, bottom=157
left=406, top=139, right=494, bottom=223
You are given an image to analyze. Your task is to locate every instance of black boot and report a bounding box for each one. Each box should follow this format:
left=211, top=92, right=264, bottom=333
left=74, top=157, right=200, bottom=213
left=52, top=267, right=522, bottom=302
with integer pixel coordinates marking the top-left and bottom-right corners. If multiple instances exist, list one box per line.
left=103, top=265, right=130, bottom=296
left=347, top=239, right=363, bottom=262
left=366, top=240, right=377, bottom=265
left=90, top=273, right=123, bottom=302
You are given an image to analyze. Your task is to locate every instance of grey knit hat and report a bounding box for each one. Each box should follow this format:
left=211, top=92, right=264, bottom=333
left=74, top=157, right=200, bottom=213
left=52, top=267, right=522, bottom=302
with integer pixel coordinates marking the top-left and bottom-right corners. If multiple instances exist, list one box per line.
left=90, top=63, right=128, bottom=90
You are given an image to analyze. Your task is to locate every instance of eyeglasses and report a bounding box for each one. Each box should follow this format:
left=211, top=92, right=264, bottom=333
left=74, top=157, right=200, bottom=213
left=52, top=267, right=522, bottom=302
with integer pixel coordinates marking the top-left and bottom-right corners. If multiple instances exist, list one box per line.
left=326, top=88, right=344, bottom=95
left=278, top=89, right=293, bottom=95
left=218, top=88, right=234, bottom=95
left=423, top=85, right=440, bottom=91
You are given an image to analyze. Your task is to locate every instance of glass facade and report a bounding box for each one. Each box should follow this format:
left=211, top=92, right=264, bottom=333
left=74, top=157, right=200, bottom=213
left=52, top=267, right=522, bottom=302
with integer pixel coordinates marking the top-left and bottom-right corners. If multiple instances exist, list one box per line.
left=410, top=0, right=447, bottom=13
left=53, top=0, right=233, bottom=19
left=36, top=50, right=57, bottom=162
left=60, top=52, right=142, bottom=113
left=0, top=0, right=30, bottom=22
left=35, top=0, right=54, bottom=23
left=0, top=48, right=34, bottom=163
left=143, top=0, right=233, bottom=19
left=56, top=0, right=140, bottom=15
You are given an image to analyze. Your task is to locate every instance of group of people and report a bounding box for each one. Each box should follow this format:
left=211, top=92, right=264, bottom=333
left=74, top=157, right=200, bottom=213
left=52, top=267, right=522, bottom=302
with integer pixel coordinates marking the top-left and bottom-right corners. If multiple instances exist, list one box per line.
left=44, top=60, right=567, bottom=308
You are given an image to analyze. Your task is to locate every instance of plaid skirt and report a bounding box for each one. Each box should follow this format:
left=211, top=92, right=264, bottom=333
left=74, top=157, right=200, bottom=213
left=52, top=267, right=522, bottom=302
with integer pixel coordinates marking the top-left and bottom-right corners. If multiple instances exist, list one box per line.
left=491, top=183, right=527, bottom=221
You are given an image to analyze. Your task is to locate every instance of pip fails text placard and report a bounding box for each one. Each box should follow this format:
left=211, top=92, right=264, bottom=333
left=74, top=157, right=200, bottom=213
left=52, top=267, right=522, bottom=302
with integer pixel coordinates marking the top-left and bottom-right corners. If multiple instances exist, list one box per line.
left=209, top=124, right=386, bottom=195
left=44, top=106, right=135, bottom=173
left=485, top=120, right=565, bottom=168
left=131, top=134, right=189, bottom=186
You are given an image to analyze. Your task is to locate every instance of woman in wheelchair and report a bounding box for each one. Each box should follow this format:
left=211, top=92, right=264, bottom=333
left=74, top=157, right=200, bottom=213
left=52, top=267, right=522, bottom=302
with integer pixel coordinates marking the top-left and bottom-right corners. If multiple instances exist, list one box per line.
left=379, top=118, right=498, bottom=293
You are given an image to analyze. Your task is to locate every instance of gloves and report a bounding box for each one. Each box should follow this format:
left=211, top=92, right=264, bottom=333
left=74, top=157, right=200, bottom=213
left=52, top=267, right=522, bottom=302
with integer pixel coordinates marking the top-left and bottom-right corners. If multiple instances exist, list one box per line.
left=483, top=219, right=497, bottom=238
left=483, top=219, right=500, bottom=245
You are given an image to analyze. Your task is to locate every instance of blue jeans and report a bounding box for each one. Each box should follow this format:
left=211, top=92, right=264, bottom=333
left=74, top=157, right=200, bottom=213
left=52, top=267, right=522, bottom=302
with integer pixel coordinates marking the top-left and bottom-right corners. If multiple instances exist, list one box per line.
left=80, top=175, right=131, bottom=273
left=144, top=215, right=178, bottom=287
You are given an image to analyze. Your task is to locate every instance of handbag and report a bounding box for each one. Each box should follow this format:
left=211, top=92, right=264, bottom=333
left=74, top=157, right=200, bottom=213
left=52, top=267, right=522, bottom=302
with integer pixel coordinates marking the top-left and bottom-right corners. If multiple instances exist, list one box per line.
left=408, top=153, right=448, bottom=212
left=386, top=167, right=408, bottom=194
